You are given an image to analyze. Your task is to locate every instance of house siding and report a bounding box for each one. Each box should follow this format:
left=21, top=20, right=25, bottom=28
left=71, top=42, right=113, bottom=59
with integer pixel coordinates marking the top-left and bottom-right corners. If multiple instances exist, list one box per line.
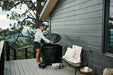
left=51, top=0, right=103, bottom=53
left=50, top=0, right=113, bottom=75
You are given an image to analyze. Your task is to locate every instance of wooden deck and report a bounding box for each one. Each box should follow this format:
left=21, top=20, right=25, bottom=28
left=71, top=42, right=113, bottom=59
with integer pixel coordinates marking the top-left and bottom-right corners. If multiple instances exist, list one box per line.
left=4, top=59, right=77, bottom=75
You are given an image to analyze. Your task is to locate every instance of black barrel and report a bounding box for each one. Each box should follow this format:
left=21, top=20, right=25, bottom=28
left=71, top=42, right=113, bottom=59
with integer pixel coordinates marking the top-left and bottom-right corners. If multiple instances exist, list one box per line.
left=42, top=44, right=62, bottom=64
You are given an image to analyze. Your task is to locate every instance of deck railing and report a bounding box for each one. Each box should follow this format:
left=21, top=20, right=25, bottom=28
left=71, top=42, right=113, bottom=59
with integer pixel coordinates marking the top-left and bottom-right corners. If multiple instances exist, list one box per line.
left=0, top=41, right=35, bottom=75
left=0, top=41, right=5, bottom=75
left=5, top=41, right=35, bottom=61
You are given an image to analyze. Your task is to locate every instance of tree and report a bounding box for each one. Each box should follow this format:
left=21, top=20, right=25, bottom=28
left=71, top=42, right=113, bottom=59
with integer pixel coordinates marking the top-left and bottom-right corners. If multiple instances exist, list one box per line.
left=0, top=0, right=46, bottom=48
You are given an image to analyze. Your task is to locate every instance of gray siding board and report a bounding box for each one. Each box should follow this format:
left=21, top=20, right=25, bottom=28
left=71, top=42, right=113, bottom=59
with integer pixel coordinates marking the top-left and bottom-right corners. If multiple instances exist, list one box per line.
left=52, top=24, right=102, bottom=31
left=59, top=35, right=102, bottom=49
left=66, top=36, right=102, bottom=45
left=51, top=11, right=102, bottom=22
left=57, top=0, right=75, bottom=6
left=51, top=17, right=102, bottom=25
left=51, top=30, right=102, bottom=37
left=52, top=5, right=102, bottom=20
left=51, top=23, right=102, bottom=26
left=59, top=42, right=101, bottom=53
left=52, top=30, right=102, bottom=38
left=58, top=0, right=90, bottom=9
left=52, top=0, right=90, bottom=14
left=52, top=24, right=102, bottom=27
left=52, top=0, right=103, bottom=17
left=52, top=0, right=75, bottom=11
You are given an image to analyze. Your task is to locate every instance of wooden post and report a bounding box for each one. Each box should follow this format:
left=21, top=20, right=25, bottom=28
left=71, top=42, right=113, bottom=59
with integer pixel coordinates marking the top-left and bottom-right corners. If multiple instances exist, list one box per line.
left=10, top=46, right=16, bottom=60
left=1, top=46, right=4, bottom=75
left=14, top=50, right=16, bottom=60
left=5, top=41, right=10, bottom=61
left=0, top=41, right=5, bottom=75
left=33, top=47, right=36, bottom=58
left=0, top=48, right=4, bottom=75
left=25, top=48, right=27, bottom=59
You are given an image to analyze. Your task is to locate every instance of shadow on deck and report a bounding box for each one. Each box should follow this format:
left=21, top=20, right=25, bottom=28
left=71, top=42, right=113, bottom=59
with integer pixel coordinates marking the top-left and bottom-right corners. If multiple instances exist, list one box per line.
left=4, top=59, right=76, bottom=75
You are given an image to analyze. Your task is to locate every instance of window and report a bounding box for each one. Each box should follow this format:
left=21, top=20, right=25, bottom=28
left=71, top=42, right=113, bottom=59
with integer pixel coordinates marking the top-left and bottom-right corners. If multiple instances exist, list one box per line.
left=109, top=0, right=113, bottom=53
left=104, top=0, right=113, bottom=53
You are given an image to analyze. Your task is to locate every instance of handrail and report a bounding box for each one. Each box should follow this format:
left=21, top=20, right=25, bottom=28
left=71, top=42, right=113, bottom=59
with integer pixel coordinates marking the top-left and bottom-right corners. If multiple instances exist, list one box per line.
left=5, top=41, right=34, bottom=61
left=0, top=41, right=5, bottom=75
left=10, top=46, right=33, bottom=59
left=16, top=46, right=33, bottom=50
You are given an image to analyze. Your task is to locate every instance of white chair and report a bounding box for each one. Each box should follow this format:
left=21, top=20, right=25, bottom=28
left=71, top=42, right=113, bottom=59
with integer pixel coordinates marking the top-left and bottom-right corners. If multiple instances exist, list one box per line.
left=62, top=45, right=83, bottom=75
left=63, top=45, right=82, bottom=64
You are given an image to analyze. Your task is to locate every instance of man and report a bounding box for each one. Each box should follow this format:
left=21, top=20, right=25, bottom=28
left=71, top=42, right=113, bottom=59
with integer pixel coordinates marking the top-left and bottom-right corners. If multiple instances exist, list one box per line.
left=34, top=24, right=53, bottom=64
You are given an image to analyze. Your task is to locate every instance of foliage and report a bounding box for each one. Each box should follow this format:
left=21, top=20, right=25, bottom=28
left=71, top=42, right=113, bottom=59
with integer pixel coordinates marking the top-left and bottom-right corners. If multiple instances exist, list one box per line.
left=0, top=0, right=46, bottom=48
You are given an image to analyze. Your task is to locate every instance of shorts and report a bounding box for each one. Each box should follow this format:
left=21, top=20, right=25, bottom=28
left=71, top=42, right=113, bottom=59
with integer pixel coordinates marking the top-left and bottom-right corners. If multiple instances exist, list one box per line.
left=34, top=42, right=41, bottom=49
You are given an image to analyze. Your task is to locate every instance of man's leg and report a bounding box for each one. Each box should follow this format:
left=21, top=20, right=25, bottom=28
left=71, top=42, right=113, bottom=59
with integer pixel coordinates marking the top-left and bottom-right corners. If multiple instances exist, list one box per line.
left=36, top=48, right=41, bottom=64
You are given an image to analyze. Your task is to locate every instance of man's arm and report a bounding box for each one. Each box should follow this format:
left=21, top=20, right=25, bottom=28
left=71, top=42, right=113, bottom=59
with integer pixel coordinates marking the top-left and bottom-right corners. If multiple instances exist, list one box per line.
left=39, top=31, right=50, bottom=43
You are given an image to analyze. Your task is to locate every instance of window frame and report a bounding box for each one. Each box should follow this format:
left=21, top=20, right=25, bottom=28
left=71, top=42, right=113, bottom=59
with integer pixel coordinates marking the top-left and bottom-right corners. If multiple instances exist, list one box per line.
left=103, top=0, right=111, bottom=53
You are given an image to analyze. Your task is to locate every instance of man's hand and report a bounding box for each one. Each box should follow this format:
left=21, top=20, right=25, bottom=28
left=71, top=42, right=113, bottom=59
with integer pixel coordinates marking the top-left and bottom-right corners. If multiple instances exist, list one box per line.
left=50, top=41, right=53, bottom=44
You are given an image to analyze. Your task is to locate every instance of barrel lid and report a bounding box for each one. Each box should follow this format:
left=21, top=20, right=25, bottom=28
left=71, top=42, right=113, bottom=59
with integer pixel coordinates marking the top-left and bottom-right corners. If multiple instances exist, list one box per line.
left=45, top=33, right=61, bottom=43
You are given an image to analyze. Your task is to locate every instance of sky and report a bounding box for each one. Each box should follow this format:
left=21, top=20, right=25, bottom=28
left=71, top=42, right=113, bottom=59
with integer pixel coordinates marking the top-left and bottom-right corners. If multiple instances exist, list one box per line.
left=0, top=0, right=36, bottom=29
left=0, top=7, right=16, bottom=29
left=0, top=5, right=28, bottom=29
